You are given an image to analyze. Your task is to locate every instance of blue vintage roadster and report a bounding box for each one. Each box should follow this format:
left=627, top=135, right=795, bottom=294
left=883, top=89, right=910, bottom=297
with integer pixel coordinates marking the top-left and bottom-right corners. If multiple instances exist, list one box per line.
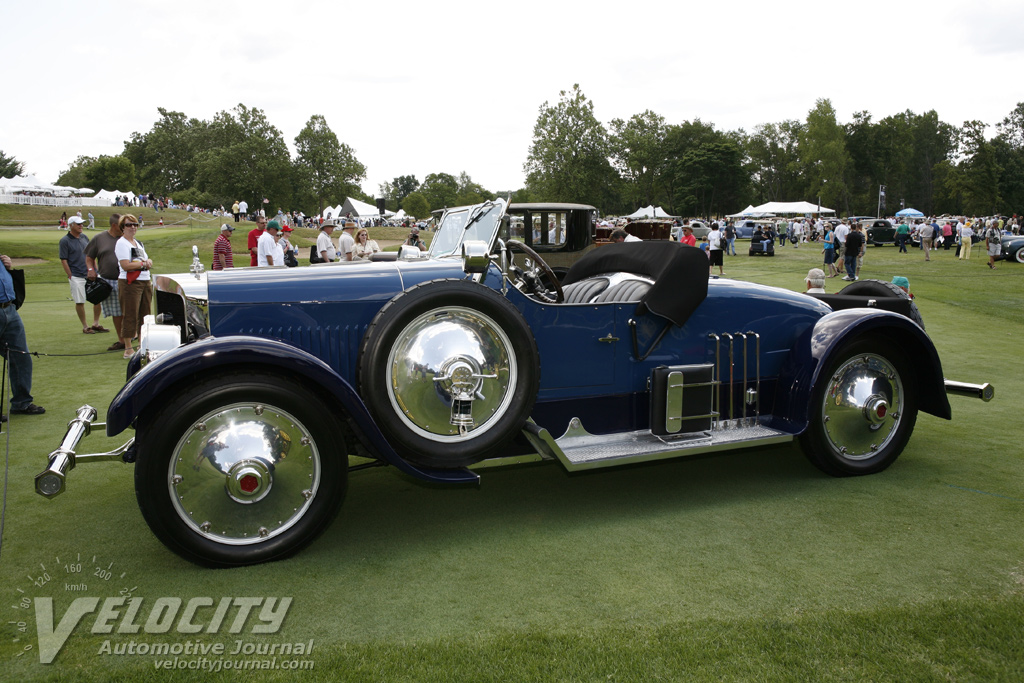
left=37, top=199, right=993, bottom=567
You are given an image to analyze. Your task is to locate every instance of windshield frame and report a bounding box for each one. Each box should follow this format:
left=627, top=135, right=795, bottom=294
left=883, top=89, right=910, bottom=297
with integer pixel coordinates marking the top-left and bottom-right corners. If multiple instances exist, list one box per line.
left=428, top=198, right=507, bottom=259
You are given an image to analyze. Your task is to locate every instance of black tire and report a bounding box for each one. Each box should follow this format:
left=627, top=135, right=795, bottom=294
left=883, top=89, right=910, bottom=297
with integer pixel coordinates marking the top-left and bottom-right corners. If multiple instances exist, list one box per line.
left=799, top=338, right=918, bottom=477
left=135, top=371, right=348, bottom=567
left=358, top=279, right=540, bottom=469
left=838, top=278, right=925, bottom=330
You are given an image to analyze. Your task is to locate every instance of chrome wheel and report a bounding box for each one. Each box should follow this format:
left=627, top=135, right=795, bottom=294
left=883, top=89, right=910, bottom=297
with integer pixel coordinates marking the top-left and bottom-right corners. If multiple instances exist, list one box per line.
left=359, top=280, right=540, bottom=468
left=820, top=354, right=903, bottom=460
left=168, top=403, right=320, bottom=545
left=386, top=306, right=516, bottom=443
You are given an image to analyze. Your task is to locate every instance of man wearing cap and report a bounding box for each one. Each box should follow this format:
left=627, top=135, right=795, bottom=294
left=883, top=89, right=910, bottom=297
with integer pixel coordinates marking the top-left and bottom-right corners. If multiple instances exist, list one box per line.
left=317, top=221, right=337, bottom=262
left=248, top=215, right=267, bottom=266
left=337, top=222, right=356, bottom=261
left=891, top=276, right=913, bottom=298
left=257, top=220, right=284, bottom=267
left=213, top=224, right=235, bottom=270
left=59, top=216, right=106, bottom=335
left=404, top=227, right=427, bottom=251
left=85, top=213, right=127, bottom=351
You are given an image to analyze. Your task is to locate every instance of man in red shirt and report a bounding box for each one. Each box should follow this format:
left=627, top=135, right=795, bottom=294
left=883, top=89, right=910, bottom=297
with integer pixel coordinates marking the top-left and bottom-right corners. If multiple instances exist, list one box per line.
left=213, top=224, right=234, bottom=270
left=247, top=216, right=267, bottom=266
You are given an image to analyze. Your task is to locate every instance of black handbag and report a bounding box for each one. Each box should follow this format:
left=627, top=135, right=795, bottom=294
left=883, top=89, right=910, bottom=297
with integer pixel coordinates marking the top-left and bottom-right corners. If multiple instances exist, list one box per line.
left=85, top=277, right=112, bottom=304
left=309, top=245, right=321, bottom=264
left=284, top=251, right=298, bottom=268
left=11, top=268, right=26, bottom=309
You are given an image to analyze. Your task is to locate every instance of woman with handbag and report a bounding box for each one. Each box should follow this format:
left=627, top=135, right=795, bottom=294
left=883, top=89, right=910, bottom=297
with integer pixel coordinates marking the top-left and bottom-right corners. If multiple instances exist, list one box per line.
left=115, top=215, right=153, bottom=360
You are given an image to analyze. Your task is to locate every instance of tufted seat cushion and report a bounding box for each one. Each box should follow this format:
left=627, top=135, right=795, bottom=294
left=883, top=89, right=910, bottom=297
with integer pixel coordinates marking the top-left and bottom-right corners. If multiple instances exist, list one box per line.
left=562, top=278, right=610, bottom=303
left=593, top=279, right=651, bottom=304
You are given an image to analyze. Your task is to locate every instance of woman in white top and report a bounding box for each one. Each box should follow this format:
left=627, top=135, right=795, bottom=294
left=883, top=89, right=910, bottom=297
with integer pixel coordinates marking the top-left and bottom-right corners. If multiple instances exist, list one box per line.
left=115, top=214, right=153, bottom=359
left=351, top=228, right=381, bottom=261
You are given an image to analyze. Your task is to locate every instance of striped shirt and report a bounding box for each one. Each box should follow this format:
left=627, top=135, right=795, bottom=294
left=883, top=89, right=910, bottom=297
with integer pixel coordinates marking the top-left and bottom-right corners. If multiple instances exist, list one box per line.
left=213, top=235, right=233, bottom=270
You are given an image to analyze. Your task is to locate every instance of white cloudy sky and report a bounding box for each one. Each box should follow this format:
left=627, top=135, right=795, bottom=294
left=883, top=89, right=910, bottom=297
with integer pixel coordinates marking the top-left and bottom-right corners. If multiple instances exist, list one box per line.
left=4, top=0, right=1023, bottom=198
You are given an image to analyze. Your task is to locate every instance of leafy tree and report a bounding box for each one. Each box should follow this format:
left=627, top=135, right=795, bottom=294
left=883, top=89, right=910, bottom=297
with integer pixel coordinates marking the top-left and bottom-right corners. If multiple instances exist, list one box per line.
left=455, top=171, right=493, bottom=206
left=84, top=155, right=138, bottom=192
left=523, top=84, right=617, bottom=208
left=662, top=120, right=746, bottom=217
left=957, top=120, right=1001, bottom=215
left=195, top=104, right=293, bottom=211
left=419, top=172, right=459, bottom=210
left=609, top=110, right=667, bottom=209
left=293, top=114, right=366, bottom=216
left=994, top=102, right=1024, bottom=215
left=800, top=99, right=853, bottom=214
left=0, top=149, right=25, bottom=178
left=744, top=120, right=806, bottom=204
left=55, top=155, right=99, bottom=188
left=123, top=108, right=207, bottom=195
left=401, top=191, right=430, bottom=219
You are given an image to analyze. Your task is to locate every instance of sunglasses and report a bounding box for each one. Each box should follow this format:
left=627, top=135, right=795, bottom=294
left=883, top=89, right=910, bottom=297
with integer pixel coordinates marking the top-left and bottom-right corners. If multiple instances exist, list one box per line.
left=123, top=223, right=139, bottom=228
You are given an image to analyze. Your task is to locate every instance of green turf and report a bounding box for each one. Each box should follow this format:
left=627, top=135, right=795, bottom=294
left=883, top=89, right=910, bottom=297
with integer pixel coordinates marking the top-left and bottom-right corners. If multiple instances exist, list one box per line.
left=0, top=216, right=1021, bottom=681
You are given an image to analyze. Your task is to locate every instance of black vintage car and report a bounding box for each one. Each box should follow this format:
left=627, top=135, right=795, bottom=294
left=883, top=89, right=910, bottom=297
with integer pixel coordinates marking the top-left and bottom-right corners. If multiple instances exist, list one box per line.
left=861, top=219, right=920, bottom=248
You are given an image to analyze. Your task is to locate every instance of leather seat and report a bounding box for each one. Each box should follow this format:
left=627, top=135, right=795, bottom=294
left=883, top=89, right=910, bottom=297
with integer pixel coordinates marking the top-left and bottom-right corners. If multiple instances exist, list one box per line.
left=593, top=280, right=651, bottom=303
left=562, top=278, right=609, bottom=303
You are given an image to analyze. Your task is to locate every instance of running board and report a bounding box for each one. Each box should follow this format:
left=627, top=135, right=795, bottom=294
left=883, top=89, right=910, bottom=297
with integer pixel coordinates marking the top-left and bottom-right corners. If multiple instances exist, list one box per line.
left=522, top=418, right=793, bottom=472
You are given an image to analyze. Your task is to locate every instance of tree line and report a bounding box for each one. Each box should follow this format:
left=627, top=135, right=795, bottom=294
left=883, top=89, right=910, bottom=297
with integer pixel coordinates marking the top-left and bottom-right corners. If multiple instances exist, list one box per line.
left=30, top=90, right=1024, bottom=219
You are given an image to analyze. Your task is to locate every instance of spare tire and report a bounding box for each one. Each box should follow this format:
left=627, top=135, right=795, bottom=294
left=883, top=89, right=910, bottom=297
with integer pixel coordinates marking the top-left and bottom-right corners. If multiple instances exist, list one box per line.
left=358, top=279, right=540, bottom=469
left=838, top=278, right=925, bottom=330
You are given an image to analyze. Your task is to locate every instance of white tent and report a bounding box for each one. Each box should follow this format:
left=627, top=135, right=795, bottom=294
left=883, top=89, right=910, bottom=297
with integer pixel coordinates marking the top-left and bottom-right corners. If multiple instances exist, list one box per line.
left=625, top=205, right=673, bottom=219
left=740, top=201, right=835, bottom=215
left=727, top=205, right=767, bottom=218
left=392, top=209, right=406, bottom=221
left=341, top=197, right=394, bottom=218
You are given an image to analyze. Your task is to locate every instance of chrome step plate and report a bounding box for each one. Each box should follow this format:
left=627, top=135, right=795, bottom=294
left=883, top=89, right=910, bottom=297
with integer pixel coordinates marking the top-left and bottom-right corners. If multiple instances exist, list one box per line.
left=523, top=418, right=793, bottom=472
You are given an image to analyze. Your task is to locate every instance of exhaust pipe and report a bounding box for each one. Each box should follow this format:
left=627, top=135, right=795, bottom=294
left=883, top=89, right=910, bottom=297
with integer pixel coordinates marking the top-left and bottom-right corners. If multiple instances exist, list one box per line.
left=35, top=405, right=98, bottom=498
left=944, top=380, right=994, bottom=402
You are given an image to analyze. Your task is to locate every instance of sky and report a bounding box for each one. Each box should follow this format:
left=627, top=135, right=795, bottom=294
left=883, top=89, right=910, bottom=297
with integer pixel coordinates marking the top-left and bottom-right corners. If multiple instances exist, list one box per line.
left=4, top=0, right=1023, bottom=200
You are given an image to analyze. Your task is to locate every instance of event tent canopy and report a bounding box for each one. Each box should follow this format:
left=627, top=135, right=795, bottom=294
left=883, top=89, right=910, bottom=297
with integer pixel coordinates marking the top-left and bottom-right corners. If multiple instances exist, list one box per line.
left=895, top=208, right=924, bottom=218
left=625, top=205, right=674, bottom=219
left=342, top=197, right=394, bottom=218
left=746, top=201, right=835, bottom=215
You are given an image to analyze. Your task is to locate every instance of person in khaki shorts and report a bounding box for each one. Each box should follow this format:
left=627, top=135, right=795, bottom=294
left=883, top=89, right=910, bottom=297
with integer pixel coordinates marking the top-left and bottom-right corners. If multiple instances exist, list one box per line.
left=59, top=216, right=106, bottom=335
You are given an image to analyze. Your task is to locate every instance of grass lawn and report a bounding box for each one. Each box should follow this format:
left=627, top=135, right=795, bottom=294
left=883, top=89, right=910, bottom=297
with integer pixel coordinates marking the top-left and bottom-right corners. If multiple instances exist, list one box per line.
left=0, top=213, right=1022, bottom=681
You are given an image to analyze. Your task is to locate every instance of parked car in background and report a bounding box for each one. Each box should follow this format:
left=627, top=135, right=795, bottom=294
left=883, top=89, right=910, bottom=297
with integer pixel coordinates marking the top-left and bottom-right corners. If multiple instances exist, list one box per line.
left=733, top=219, right=776, bottom=239
left=998, top=234, right=1024, bottom=263
left=860, top=218, right=920, bottom=248
left=37, top=198, right=993, bottom=568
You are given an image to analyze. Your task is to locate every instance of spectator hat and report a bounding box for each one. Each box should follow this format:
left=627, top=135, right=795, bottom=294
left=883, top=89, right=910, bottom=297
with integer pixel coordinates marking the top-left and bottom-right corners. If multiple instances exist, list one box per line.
left=282, top=226, right=293, bottom=232
left=891, top=276, right=910, bottom=289
left=220, top=223, right=234, bottom=232
left=344, top=221, right=356, bottom=229
left=321, top=219, right=336, bottom=229
left=266, top=220, right=281, bottom=231
left=68, top=216, right=85, bottom=224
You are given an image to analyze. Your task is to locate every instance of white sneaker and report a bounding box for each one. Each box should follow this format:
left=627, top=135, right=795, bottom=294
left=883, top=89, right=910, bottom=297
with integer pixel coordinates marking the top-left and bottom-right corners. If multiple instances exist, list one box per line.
left=841, top=275, right=852, bottom=280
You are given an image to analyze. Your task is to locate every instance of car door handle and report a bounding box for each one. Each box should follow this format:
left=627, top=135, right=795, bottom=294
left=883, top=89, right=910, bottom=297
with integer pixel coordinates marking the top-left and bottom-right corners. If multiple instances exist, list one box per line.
left=599, top=334, right=619, bottom=343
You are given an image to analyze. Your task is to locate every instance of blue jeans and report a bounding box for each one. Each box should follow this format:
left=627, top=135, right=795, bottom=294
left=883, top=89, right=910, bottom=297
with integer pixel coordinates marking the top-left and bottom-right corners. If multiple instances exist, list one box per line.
left=0, top=306, right=34, bottom=410
left=727, top=237, right=736, bottom=255
left=845, top=254, right=858, bottom=279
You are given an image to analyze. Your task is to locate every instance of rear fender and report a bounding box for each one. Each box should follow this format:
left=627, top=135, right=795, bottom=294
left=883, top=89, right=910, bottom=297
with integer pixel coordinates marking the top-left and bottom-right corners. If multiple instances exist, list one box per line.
left=772, top=309, right=950, bottom=433
left=107, top=336, right=478, bottom=484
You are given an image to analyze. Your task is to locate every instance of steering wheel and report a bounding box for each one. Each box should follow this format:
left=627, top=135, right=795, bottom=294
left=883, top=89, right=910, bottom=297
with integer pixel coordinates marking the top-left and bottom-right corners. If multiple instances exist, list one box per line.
left=505, top=240, right=564, bottom=304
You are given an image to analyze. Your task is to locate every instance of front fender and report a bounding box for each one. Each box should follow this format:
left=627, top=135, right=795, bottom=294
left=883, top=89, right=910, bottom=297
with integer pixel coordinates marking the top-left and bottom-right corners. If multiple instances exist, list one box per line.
left=107, top=335, right=478, bottom=484
left=772, top=309, right=950, bottom=433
